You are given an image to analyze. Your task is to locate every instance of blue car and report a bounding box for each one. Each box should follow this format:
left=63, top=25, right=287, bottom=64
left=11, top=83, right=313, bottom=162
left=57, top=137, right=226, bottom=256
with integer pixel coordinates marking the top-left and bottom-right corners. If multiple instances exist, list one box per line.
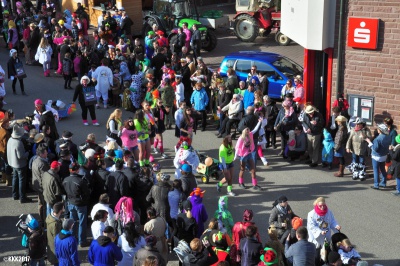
left=218, top=51, right=303, bottom=99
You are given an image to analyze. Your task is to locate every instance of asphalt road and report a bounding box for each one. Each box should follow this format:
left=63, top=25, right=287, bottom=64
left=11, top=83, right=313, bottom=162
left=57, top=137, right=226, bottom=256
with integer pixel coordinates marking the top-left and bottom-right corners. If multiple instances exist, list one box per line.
left=0, top=21, right=399, bottom=266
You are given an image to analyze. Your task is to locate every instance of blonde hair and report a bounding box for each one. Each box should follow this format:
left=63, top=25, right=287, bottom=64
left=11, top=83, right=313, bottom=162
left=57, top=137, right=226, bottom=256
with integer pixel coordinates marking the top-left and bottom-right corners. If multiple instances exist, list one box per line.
left=268, top=225, right=279, bottom=241
left=107, top=141, right=119, bottom=151
left=87, top=133, right=96, bottom=142
left=106, top=109, right=123, bottom=129
left=240, top=127, right=250, bottom=140
left=190, top=238, right=202, bottom=252
left=337, top=238, right=352, bottom=248
left=39, top=37, right=49, bottom=49
left=313, top=197, right=325, bottom=206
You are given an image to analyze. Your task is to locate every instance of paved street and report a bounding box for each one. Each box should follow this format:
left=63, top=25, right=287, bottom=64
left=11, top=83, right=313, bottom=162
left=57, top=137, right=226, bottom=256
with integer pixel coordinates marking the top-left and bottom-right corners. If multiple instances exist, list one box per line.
left=0, top=15, right=399, bottom=265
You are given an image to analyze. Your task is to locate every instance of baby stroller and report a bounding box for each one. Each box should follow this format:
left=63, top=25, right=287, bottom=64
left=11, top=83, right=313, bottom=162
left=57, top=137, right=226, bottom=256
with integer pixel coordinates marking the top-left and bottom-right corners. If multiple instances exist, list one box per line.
left=16, top=214, right=36, bottom=248
left=196, top=154, right=222, bottom=184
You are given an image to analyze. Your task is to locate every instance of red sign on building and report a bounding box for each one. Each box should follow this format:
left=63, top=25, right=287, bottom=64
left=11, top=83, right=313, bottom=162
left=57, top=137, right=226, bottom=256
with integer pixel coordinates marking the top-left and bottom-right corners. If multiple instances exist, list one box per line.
left=347, top=17, right=379, bottom=49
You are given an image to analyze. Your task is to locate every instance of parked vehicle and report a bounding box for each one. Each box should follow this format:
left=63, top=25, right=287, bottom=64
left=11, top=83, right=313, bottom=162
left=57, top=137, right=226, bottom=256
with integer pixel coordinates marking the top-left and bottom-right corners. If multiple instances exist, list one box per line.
left=233, top=0, right=290, bottom=45
left=218, top=51, right=303, bottom=99
left=142, top=0, right=217, bottom=51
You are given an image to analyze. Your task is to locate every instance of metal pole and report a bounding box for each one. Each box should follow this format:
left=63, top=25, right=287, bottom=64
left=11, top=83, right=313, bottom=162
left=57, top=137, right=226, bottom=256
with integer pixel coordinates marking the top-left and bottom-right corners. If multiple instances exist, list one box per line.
left=335, top=0, right=345, bottom=99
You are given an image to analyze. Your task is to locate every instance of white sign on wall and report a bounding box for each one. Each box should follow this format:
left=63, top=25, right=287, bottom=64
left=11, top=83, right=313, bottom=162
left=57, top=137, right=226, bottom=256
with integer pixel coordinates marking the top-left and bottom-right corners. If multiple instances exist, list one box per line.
left=281, top=0, right=337, bottom=50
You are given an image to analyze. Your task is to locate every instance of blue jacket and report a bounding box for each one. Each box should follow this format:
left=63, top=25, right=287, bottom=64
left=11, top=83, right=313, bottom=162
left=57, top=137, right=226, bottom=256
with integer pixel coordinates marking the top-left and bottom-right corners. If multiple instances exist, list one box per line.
left=285, top=239, right=316, bottom=266
left=371, top=133, right=391, bottom=157
left=88, top=236, right=123, bottom=266
left=190, top=87, right=209, bottom=111
left=243, top=90, right=254, bottom=110
left=239, top=237, right=263, bottom=266
left=119, top=62, right=131, bottom=81
left=55, top=230, right=80, bottom=266
left=322, top=129, right=334, bottom=163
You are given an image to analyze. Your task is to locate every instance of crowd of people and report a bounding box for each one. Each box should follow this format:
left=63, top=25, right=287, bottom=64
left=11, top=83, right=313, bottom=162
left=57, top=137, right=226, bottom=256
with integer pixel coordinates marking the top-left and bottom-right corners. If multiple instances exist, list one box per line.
left=0, top=1, right=398, bottom=266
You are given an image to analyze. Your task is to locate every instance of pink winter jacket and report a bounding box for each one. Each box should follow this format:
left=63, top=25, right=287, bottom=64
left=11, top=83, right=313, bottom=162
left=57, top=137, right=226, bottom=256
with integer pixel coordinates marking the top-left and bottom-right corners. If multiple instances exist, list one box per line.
left=235, top=132, right=255, bottom=158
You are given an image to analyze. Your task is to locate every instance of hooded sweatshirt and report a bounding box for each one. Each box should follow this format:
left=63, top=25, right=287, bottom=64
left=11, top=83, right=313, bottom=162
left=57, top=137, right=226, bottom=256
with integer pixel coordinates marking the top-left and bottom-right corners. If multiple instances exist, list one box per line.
left=55, top=230, right=80, bottom=266
left=190, top=195, right=208, bottom=238
left=88, top=235, right=123, bottom=265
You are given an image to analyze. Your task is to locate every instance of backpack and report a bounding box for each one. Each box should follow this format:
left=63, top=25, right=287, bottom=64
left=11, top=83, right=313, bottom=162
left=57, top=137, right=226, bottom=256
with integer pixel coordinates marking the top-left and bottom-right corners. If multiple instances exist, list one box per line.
left=122, top=89, right=134, bottom=111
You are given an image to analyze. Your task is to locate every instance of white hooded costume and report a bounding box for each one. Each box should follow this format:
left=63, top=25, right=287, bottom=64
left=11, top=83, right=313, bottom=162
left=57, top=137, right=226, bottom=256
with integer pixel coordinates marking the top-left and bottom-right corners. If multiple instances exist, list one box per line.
left=173, top=146, right=200, bottom=179
left=92, top=65, right=113, bottom=104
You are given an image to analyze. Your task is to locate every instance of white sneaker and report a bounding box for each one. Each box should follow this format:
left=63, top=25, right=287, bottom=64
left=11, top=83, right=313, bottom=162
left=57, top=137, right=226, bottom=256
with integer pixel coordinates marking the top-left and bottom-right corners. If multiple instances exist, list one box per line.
left=83, top=122, right=89, bottom=126
left=227, top=191, right=236, bottom=196
left=261, top=157, right=268, bottom=166
left=161, top=153, right=169, bottom=159
left=93, top=122, right=100, bottom=126
left=153, top=148, right=159, bottom=154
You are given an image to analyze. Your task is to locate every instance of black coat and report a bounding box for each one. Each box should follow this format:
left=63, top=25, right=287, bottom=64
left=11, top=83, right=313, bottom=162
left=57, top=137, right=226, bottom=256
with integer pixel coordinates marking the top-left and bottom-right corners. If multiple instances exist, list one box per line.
left=389, top=145, right=400, bottom=178
left=183, top=246, right=218, bottom=266
left=39, top=108, right=59, bottom=140
left=238, top=113, right=260, bottom=141
left=264, top=101, right=279, bottom=130
left=73, top=80, right=97, bottom=106
left=106, top=170, right=129, bottom=208
left=274, top=108, right=298, bottom=133
left=58, top=44, right=71, bottom=64
left=217, top=89, right=232, bottom=110
left=302, top=111, right=325, bottom=135
left=176, top=213, right=198, bottom=244
left=121, top=16, right=133, bottom=35
left=28, top=27, right=41, bottom=49
left=122, top=167, right=138, bottom=198
left=151, top=53, right=168, bottom=79
left=146, top=181, right=172, bottom=221
left=7, top=56, right=22, bottom=78
left=63, top=173, right=90, bottom=206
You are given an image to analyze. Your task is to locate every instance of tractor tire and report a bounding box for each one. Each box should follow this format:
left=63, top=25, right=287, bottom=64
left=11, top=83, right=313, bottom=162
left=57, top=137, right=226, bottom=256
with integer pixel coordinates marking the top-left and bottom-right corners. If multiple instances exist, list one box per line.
left=275, top=31, right=291, bottom=46
left=202, top=30, right=218, bottom=52
left=169, top=34, right=178, bottom=54
left=142, top=19, right=156, bottom=38
left=234, top=14, right=259, bottom=42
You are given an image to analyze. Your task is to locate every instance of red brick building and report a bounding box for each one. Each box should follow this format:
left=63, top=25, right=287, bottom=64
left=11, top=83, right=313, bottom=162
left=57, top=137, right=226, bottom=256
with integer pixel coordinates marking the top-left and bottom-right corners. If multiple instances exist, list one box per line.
left=331, top=0, right=400, bottom=124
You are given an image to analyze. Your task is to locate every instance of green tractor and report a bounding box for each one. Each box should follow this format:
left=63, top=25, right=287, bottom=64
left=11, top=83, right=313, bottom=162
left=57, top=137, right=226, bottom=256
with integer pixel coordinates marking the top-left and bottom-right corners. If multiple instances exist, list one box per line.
left=142, top=0, right=218, bottom=52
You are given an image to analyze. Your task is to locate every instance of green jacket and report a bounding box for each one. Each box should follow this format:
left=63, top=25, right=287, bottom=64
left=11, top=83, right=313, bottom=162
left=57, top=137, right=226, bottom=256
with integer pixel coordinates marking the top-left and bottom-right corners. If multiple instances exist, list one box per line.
left=161, top=85, right=175, bottom=107
left=46, top=214, right=62, bottom=264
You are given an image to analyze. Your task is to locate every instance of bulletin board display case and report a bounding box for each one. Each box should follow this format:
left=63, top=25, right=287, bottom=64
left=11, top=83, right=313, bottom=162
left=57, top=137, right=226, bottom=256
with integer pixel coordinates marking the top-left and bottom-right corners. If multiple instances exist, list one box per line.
left=348, top=94, right=374, bottom=125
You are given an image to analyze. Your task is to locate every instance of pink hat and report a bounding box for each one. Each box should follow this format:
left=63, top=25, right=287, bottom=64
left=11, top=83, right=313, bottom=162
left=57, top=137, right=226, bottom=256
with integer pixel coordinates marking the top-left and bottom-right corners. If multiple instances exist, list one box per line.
left=34, top=99, right=43, bottom=105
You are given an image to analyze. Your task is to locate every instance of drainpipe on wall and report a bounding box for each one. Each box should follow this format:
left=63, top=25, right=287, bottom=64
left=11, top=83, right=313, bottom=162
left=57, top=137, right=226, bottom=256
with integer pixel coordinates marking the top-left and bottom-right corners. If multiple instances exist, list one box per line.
left=335, top=0, right=346, bottom=99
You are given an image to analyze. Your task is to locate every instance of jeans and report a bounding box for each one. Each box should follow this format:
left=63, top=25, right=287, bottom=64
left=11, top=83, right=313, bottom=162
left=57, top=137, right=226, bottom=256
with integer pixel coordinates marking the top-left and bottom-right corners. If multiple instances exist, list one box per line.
left=68, top=203, right=87, bottom=245
left=12, top=167, right=27, bottom=200
left=42, top=60, right=51, bottom=72
left=396, top=177, right=400, bottom=193
left=372, top=158, right=386, bottom=187
left=30, top=258, right=45, bottom=266
left=351, top=154, right=365, bottom=164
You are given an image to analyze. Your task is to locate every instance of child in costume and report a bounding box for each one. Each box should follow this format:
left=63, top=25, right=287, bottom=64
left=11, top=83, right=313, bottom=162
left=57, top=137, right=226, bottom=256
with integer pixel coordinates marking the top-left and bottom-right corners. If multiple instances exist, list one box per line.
left=285, top=130, right=296, bottom=158
left=322, top=128, right=334, bottom=170
left=173, top=141, right=199, bottom=179
left=189, top=188, right=208, bottom=238
left=214, top=196, right=234, bottom=238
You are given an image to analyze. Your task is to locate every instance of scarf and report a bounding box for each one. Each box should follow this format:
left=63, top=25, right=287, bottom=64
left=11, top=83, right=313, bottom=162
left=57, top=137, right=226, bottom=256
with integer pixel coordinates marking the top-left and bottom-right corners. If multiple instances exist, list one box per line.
left=276, top=204, right=287, bottom=215
left=354, top=125, right=362, bottom=132
left=314, top=204, right=328, bottom=216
